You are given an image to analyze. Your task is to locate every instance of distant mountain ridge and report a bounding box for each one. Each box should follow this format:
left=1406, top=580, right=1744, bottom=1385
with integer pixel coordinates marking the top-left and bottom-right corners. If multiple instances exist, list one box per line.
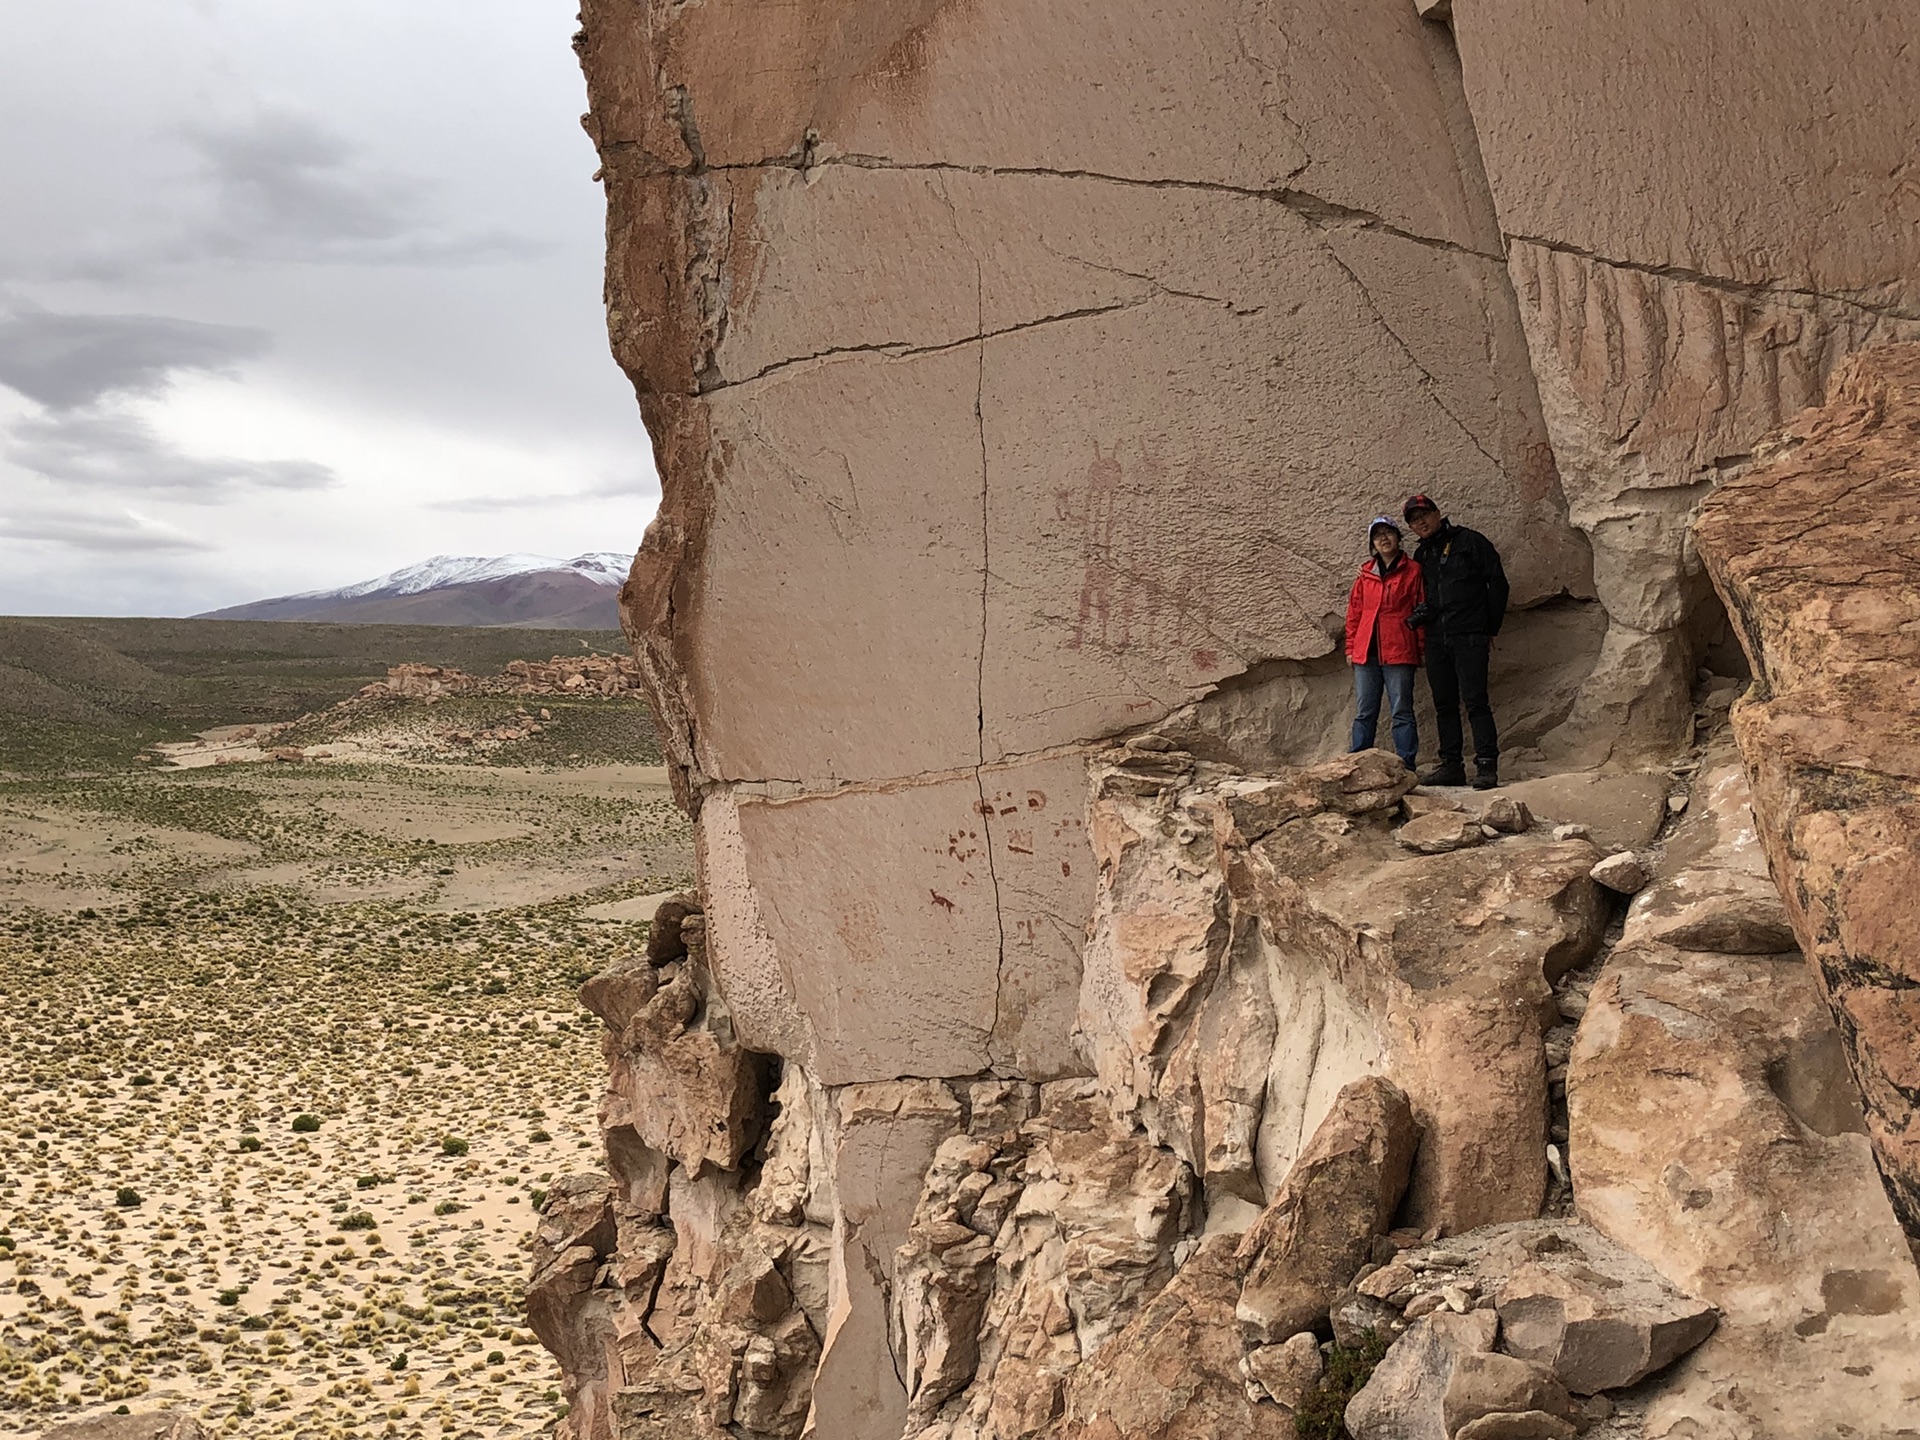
left=198, top=553, right=630, bottom=630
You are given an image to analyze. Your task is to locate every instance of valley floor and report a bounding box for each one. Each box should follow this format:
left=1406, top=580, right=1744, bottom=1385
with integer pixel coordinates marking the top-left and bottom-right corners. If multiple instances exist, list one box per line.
left=0, top=694, right=693, bottom=1437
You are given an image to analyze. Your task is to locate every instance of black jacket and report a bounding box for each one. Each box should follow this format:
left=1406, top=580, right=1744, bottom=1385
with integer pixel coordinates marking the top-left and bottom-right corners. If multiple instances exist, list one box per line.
left=1414, top=520, right=1509, bottom=638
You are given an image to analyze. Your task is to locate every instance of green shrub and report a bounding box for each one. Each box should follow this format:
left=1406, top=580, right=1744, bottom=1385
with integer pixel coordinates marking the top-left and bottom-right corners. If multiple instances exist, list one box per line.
left=356, top=1173, right=393, bottom=1190
left=529, top=1129, right=552, bottom=1143
left=291, top=1113, right=322, bottom=1133
left=433, top=1200, right=466, bottom=1217
left=217, top=1290, right=241, bottom=1307
left=487, top=1350, right=505, bottom=1364
left=440, top=1136, right=469, bottom=1157
left=1294, top=1330, right=1393, bottom=1440
left=238, top=1136, right=263, bottom=1153
left=529, top=1188, right=548, bottom=1211
left=130, top=1074, right=155, bottom=1087
left=113, top=1187, right=142, bottom=1208
left=338, top=1211, right=376, bottom=1231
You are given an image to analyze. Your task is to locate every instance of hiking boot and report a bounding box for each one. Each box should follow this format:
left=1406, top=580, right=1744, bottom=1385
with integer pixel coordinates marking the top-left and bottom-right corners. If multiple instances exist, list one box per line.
left=1420, top=762, right=1468, bottom=788
left=1472, top=767, right=1500, bottom=791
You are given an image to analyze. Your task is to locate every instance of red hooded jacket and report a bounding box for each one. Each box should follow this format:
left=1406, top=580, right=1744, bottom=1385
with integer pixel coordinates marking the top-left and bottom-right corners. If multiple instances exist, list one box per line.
left=1344, top=552, right=1425, bottom=666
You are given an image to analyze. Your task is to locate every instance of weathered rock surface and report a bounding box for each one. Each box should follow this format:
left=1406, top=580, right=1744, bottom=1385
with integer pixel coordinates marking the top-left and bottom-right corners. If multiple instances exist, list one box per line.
left=1454, top=3, right=1920, bottom=763
left=1571, top=941, right=1920, bottom=1434
left=1622, top=752, right=1794, bottom=954
left=1081, top=749, right=1604, bottom=1231
left=1344, top=1309, right=1501, bottom=1440
left=582, top=906, right=769, bottom=1177
left=1697, top=342, right=1920, bottom=1233
left=1236, top=1076, right=1417, bottom=1340
left=545, top=6, right=1920, bottom=1437
left=1046, top=1234, right=1291, bottom=1440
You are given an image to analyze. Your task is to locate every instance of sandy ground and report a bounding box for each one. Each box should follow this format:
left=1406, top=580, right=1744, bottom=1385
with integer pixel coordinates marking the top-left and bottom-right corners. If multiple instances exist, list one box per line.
left=0, top=703, right=693, bottom=1436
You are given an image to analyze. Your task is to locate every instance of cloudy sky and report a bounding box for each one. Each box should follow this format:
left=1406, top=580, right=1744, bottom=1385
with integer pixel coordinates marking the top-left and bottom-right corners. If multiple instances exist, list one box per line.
left=0, top=0, right=657, bottom=617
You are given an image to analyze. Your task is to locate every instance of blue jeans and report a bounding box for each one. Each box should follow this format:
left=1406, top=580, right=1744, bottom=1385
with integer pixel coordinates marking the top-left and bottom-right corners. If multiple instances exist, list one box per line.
left=1351, top=660, right=1418, bottom=769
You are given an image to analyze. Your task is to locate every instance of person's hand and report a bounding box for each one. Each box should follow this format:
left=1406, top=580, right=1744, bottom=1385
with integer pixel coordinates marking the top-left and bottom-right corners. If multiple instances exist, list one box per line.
left=1405, top=603, right=1434, bottom=629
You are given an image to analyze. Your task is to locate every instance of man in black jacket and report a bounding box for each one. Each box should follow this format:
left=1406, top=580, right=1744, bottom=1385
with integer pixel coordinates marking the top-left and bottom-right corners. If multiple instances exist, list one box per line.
left=1403, top=493, right=1509, bottom=789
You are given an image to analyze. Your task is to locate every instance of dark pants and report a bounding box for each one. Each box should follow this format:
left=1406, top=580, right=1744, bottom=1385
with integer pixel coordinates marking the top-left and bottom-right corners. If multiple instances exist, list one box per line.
left=1426, top=632, right=1497, bottom=770
left=1351, top=660, right=1419, bottom=770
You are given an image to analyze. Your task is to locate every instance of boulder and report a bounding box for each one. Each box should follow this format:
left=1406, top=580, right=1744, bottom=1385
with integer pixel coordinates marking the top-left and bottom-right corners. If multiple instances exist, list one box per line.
left=1245, top=1331, right=1325, bottom=1408
left=1081, top=752, right=1606, bottom=1231
left=1044, top=1235, right=1295, bottom=1440
left=1395, top=811, right=1487, bottom=855
left=1585, top=851, right=1647, bottom=895
left=1346, top=1221, right=1717, bottom=1398
left=1343, top=1309, right=1500, bottom=1440
left=1569, top=941, right=1920, bottom=1434
left=1442, top=1352, right=1578, bottom=1435
left=1478, top=798, right=1533, bottom=835
left=1696, top=342, right=1920, bottom=1230
left=1621, top=753, right=1795, bottom=954
left=1236, top=1076, right=1418, bottom=1340
left=1494, top=1260, right=1716, bottom=1394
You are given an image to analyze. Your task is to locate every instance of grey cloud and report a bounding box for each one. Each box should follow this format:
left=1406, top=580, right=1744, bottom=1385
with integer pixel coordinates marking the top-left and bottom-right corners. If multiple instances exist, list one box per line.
left=0, top=310, right=271, bottom=410
left=0, top=506, right=214, bottom=554
left=144, top=108, right=546, bottom=273
left=431, top=475, right=656, bottom=513
left=7, top=409, right=337, bottom=498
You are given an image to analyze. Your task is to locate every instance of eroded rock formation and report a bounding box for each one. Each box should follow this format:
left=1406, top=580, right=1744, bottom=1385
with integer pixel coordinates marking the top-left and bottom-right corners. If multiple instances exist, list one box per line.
left=1697, top=343, right=1920, bottom=1237
left=535, top=3, right=1920, bottom=1437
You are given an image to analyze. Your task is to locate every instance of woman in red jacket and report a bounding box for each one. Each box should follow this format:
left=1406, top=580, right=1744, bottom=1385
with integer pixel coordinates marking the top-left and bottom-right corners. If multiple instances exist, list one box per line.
left=1344, top=516, right=1425, bottom=770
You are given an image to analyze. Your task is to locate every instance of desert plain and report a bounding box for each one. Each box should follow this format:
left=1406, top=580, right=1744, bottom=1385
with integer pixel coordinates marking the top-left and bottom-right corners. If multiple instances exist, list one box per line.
left=0, top=619, right=693, bottom=1437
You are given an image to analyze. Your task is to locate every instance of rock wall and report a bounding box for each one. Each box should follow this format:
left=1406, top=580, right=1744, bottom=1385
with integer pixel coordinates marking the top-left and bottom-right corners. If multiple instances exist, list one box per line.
left=537, top=4, right=1920, bottom=1437
left=1696, top=343, right=1920, bottom=1236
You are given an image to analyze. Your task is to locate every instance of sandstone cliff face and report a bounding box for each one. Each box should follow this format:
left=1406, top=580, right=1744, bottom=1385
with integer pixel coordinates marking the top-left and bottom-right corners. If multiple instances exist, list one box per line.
left=1696, top=343, right=1920, bottom=1237
left=536, top=4, right=1920, bottom=1437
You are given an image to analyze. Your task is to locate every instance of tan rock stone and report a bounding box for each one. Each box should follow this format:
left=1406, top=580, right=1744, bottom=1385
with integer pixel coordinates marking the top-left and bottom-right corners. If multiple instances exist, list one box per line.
left=1394, top=810, right=1488, bottom=855
left=1245, top=1330, right=1325, bottom=1409
left=1342, top=1309, right=1500, bottom=1440
left=1047, top=1234, right=1294, bottom=1440
left=1496, top=772, right=1669, bottom=854
left=1441, top=1352, right=1578, bottom=1436
left=1585, top=851, right=1647, bottom=895
left=1569, top=941, right=1920, bottom=1434
left=1081, top=752, right=1606, bottom=1232
left=1696, top=342, right=1920, bottom=1231
left=1621, top=753, right=1794, bottom=954
left=1236, top=1076, right=1418, bottom=1341
left=810, top=1081, right=963, bottom=1440
left=582, top=944, right=768, bottom=1177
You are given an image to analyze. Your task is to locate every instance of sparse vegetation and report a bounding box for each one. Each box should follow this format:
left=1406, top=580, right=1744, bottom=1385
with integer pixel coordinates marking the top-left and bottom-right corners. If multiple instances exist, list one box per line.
left=0, top=627, right=691, bottom=1434
left=1293, top=1331, right=1394, bottom=1440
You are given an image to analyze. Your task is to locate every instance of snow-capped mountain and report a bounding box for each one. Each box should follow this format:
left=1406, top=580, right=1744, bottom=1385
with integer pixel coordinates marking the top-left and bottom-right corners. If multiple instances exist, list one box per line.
left=197, top=552, right=632, bottom=630
left=291, top=553, right=632, bottom=601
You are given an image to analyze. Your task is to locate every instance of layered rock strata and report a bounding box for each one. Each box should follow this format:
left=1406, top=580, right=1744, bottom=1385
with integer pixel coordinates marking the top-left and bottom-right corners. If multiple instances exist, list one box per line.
left=1696, top=343, right=1920, bottom=1234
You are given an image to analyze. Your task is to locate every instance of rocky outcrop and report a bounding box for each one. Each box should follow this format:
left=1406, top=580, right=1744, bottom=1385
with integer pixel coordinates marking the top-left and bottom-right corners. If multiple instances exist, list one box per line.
left=1567, top=752, right=1920, bottom=1435
left=1696, top=343, right=1920, bottom=1234
left=1453, top=3, right=1920, bottom=764
left=1080, top=748, right=1603, bottom=1231
left=544, top=4, right=1920, bottom=1438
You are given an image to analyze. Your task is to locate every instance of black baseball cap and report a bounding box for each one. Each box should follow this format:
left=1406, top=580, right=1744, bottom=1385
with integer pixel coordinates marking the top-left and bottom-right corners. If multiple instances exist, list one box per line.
left=1403, top=493, right=1439, bottom=520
